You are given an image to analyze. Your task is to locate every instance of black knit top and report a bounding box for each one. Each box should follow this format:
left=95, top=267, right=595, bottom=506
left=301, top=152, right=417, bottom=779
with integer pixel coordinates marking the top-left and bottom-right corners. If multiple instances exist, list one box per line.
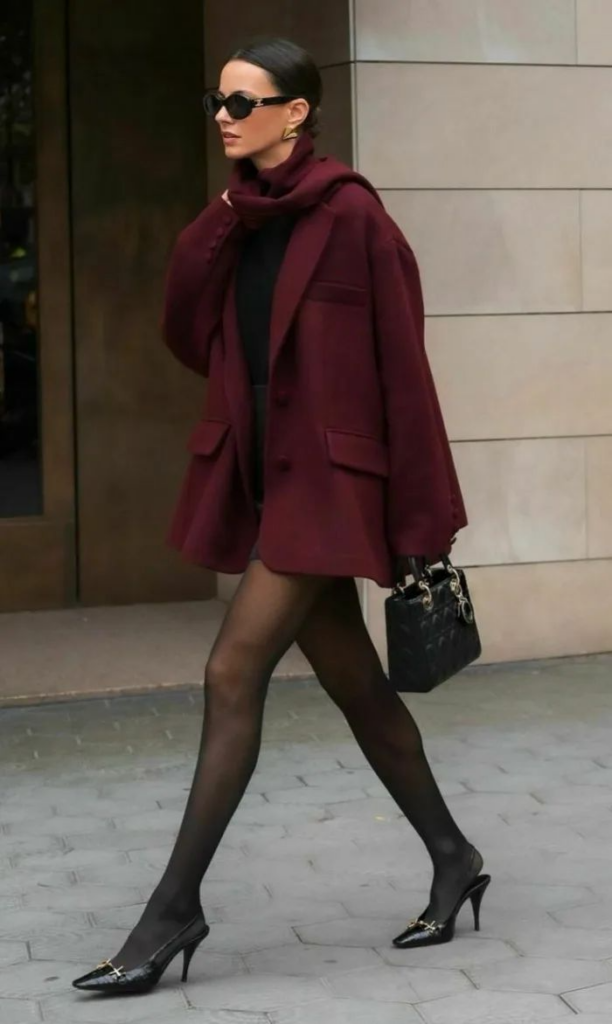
left=235, top=213, right=297, bottom=386
left=235, top=212, right=297, bottom=501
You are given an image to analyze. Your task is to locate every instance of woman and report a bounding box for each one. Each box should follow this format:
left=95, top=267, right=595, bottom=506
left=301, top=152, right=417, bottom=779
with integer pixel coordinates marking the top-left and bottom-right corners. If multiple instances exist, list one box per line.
left=73, top=37, right=489, bottom=996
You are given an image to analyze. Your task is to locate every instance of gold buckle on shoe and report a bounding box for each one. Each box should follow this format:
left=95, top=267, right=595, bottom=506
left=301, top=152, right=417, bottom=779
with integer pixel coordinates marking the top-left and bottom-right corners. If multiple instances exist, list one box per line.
left=407, top=918, right=440, bottom=933
left=95, top=959, right=126, bottom=978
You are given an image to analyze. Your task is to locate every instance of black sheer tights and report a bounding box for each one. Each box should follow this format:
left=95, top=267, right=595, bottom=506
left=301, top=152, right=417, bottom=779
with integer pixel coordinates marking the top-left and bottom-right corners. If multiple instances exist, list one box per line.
left=294, top=577, right=482, bottom=923
left=113, top=562, right=331, bottom=969
left=113, top=568, right=480, bottom=970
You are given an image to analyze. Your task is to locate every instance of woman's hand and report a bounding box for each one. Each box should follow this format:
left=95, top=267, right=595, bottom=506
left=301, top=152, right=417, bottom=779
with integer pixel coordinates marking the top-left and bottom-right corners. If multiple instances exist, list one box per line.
left=395, top=555, right=432, bottom=582
left=395, top=537, right=456, bottom=583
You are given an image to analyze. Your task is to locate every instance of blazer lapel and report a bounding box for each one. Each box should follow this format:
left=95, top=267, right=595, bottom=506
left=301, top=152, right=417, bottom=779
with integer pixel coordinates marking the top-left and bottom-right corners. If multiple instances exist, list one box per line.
left=269, top=204, right=336, bottom=371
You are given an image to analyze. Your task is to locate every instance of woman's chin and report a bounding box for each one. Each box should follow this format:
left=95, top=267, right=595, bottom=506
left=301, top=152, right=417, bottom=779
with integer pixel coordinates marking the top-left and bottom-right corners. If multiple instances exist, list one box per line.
left=223, top=138, right=246, bottom=158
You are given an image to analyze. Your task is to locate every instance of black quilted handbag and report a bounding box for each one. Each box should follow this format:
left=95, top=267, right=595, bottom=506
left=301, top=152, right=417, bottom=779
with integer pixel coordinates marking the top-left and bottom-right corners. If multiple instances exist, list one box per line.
left=385, top=555, right=482, bottom=692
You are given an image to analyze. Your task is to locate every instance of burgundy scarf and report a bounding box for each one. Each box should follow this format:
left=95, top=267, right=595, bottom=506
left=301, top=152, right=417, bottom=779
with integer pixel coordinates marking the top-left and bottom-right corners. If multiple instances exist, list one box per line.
left=226, top=134, right=322, bottom=228
left=226, top=133, right=384, bottom=231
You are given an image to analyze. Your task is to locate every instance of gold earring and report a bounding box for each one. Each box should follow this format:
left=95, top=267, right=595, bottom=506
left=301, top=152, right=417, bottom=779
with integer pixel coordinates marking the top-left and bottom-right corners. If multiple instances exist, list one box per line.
left=282, top=125, right=299, bottom=141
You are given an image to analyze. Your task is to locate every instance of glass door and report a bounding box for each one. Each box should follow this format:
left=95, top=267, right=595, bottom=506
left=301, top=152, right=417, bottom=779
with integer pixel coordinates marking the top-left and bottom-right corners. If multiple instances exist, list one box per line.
left=0, top=0, right=75, bottom=611
left=0, top=0, right=41, bottom=517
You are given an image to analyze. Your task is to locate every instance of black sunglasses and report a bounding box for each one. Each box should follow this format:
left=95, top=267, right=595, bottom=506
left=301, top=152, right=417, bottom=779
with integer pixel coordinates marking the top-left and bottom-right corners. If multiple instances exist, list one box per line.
left=203, top=90, right=296, bottom=121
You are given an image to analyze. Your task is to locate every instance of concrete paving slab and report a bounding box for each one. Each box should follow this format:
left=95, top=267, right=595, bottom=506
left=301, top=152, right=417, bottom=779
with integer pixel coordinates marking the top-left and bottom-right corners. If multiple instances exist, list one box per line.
left=0, top=653, right=610, bottom=1023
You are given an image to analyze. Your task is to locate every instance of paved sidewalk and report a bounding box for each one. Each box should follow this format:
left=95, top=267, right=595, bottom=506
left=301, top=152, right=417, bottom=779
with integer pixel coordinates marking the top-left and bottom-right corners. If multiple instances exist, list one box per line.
left=1, top=654, right=612, bottom=1023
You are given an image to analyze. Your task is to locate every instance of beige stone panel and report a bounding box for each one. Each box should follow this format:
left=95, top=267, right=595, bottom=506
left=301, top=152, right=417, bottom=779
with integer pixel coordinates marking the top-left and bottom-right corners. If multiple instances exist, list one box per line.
left=582, top=191, right=612, bottom=311
left=355, top=0, right=576, bottom=65
left=382, top=190, right=581, bottom=315
left=204, top=0, right=351, bottom=86
left=450, top=439, right=587, bottom=566
left=366, top=559, right=612, bottom=666
left=356, top=63, right=612, bottom=188
left=427, top=314, right=612, bottom=440
left=469, top=561, right=612, bottom=661
left=577, top=0, right=612, bottom=65
left=587, top=437, right=612, bottom=559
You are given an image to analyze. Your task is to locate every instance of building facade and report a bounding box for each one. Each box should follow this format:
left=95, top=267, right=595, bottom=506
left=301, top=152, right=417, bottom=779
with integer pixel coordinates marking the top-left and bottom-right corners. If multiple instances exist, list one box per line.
left=2, top=1, right=611, bottom=665
left=0, top=0, right=216, bottom=611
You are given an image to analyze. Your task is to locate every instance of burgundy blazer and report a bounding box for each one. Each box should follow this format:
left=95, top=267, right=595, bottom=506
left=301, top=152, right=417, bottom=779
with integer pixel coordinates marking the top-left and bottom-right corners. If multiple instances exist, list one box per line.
left=162, top=185, right=467, bottom=588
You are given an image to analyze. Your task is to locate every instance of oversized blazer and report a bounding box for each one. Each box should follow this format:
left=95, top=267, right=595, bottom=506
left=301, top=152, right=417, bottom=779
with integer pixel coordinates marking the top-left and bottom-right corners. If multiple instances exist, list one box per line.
left=162, top=180, right=468, bottom=588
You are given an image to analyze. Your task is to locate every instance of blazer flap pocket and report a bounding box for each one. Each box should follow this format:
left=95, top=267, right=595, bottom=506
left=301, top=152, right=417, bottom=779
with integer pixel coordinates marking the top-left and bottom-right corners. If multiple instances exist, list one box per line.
left=325, top=429, right=389, bottom=477
left=187, top=419, right=230, bottom=455
left=307, top=281, right=367, bottom=306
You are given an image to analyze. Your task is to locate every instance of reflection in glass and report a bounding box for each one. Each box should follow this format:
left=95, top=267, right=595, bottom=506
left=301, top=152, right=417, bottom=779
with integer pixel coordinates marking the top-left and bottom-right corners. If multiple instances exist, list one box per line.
left=0, top=0, right=41, bottom=517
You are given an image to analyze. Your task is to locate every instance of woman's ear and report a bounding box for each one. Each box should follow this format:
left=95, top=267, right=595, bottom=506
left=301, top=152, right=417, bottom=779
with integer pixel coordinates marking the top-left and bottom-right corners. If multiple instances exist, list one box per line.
left=288, top=97, right=310, bottom=132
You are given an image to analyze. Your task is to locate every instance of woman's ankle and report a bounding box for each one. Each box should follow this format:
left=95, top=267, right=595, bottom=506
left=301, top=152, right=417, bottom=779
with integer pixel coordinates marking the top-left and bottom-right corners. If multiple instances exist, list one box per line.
left=145, top=886, right=201, bottom=923
left=430, top=840, right=481, bottom=880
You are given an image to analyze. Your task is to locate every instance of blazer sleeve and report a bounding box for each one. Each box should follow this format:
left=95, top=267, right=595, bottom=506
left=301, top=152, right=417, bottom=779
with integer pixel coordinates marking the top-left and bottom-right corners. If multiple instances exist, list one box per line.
left=162, top=195, right=244, bottom=376
left=371, top=234, right=467, bottom=557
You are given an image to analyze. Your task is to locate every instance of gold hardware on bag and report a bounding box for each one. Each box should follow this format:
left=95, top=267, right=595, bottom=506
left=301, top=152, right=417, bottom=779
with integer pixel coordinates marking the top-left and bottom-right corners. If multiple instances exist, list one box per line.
left=418, top=580, right=433, bottom=610
left=447, top=566, right=474, bottom=624
left=458, top=597, right=474, bottom=624
left=392, top=565, right=434, bottom=606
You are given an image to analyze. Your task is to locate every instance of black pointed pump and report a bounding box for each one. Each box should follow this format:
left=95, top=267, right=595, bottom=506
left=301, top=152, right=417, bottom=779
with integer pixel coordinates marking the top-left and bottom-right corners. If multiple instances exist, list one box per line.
left=393, top=872, right=491, bottom=949
left=72, top=910, right=209, bottom=995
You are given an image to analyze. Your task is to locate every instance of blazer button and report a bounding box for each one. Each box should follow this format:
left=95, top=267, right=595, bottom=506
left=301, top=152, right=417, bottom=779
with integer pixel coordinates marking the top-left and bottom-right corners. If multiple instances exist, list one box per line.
left=277, top=456, right=292, bottom=471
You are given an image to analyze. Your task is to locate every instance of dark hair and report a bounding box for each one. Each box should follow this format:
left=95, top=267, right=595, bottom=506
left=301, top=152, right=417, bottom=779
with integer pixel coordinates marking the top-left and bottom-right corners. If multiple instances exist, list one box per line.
left=228, top=37, right=322, bottom=137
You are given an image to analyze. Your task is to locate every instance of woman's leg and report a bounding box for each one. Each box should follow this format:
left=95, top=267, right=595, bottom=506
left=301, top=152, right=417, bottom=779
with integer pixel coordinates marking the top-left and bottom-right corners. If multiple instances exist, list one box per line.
left=112, top=561, right=333, bottom=969
left=295, top=576, right=483, bottom=924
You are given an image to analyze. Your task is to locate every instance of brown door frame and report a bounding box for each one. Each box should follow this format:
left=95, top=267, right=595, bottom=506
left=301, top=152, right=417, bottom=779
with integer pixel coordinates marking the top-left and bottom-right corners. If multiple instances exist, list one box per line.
left=0, top=0, right=76, bottom=611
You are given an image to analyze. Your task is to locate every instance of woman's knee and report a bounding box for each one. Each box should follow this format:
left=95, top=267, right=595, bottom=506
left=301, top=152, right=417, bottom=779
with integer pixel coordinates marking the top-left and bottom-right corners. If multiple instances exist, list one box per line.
left=204, top=646, right=268, bottom=712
